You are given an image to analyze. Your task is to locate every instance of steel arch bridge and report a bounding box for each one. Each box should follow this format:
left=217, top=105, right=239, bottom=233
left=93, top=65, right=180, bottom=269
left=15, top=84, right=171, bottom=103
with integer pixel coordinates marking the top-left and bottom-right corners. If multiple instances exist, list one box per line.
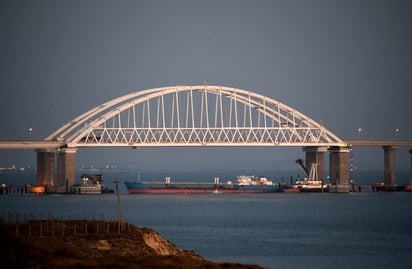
left=47, top=85, right=344, bottom=148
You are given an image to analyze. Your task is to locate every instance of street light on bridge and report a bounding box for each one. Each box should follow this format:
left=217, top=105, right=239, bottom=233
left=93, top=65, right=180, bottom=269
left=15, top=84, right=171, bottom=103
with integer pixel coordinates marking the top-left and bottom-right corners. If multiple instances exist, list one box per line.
left=28, top=128, right=33, bottom=139
left=358, top=128, right=362, bottom=140
left=395, top=128, right=400, bottom=141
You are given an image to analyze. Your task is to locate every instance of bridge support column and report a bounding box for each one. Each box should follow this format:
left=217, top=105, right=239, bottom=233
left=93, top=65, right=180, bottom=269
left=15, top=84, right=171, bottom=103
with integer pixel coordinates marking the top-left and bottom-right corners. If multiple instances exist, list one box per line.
left=57, top=148, right=76, bottom=193
left=36, top=150, right=55, bottom=186
left=329, top=147, right=350, bottom=186
left=303, top=146, right=327, bottom=181
left=383, top=146, right=396, bottom=186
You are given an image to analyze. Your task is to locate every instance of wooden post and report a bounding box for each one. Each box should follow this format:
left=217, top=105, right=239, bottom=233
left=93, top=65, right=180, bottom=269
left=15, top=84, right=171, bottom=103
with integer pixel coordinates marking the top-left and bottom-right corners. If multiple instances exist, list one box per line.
left=409, top=149, right=412, bottom=186
left=114, top=179, right=123, bottom=233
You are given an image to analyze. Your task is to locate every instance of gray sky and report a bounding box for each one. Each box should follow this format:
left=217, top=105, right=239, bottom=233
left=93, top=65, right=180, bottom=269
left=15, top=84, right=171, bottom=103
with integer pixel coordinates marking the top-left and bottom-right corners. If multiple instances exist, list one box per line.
left=1, top=0, right=411, bottom=172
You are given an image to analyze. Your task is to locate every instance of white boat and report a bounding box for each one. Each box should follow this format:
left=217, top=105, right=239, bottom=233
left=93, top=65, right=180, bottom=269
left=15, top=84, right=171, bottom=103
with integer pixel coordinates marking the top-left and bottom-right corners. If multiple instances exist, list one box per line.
left=212, top=189, right=222, bottom=194
left=294, top=162, right=327, bottom=192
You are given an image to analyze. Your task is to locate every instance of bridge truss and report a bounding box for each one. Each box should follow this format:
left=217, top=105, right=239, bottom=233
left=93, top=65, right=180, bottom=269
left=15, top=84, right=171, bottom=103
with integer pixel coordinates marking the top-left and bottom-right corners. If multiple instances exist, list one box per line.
left=46, top=85, right=344, bottom=147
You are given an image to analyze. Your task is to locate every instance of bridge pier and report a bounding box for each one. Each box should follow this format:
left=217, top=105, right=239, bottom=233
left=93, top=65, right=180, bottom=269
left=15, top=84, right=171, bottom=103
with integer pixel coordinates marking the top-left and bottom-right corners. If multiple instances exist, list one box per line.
left=303, top=146, right=327, bottom=180
left=328, top=146, right=350, bottom=187
left=57, top=148, right=76, bottom=193
left=36, top=148, right=76, bottom=193
left=383, top=146, right=396, bottom=186
left=36, top=150, right=55, bottom=186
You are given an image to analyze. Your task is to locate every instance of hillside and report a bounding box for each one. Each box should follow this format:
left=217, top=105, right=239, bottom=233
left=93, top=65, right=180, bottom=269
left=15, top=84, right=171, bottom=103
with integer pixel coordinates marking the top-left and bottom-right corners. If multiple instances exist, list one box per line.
left=0, top=219, right=264, bottom=269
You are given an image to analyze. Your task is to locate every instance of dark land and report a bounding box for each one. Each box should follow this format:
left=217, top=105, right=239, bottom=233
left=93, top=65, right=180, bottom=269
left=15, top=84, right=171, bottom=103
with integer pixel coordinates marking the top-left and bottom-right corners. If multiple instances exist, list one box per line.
left=0, top=219, right=264, bottom=269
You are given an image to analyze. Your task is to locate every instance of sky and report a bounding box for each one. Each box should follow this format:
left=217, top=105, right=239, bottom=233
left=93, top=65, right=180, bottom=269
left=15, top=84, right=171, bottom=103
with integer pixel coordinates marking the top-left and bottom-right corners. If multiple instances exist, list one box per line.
left=0, top=0, right=411, bottom=173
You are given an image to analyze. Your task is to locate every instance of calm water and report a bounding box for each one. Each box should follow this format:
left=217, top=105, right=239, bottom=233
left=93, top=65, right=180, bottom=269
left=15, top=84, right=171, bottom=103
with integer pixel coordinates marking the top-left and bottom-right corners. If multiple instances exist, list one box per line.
left=1, top=171, right=412, bottom=269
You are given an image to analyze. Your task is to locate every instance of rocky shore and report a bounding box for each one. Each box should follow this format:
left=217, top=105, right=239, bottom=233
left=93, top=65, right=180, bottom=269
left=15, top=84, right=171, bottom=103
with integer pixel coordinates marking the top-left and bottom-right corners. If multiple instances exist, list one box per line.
left=0, top=219, right=264, bottom=269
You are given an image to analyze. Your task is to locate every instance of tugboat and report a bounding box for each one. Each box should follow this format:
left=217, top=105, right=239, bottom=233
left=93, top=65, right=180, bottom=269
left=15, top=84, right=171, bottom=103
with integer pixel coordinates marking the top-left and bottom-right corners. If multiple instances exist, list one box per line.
left=72, top=174, right=114, bottom=194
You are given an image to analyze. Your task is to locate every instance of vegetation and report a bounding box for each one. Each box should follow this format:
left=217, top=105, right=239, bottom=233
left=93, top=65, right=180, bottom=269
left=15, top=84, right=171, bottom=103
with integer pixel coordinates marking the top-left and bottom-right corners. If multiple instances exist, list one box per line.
left=0, top=218, right=264, bottom=269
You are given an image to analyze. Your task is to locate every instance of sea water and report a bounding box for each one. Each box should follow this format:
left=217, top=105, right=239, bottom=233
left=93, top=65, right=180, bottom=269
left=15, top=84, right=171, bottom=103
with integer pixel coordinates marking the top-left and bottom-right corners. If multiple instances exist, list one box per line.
left=1, top=171, right=411, bottom=269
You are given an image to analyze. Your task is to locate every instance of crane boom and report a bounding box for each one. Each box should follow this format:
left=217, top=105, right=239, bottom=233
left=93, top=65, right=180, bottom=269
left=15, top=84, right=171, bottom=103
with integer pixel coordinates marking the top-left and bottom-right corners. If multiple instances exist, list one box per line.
left=295, top=159, right=309, bottom=177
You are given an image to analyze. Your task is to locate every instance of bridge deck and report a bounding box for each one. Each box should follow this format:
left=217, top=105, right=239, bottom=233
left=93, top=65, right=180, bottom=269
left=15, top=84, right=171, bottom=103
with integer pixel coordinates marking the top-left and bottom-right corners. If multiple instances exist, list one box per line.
left=344, top=140, right=412, bottom=147
left=0, top=141, right=65, bottom=150
left=0, top=140, right=412, bottom=150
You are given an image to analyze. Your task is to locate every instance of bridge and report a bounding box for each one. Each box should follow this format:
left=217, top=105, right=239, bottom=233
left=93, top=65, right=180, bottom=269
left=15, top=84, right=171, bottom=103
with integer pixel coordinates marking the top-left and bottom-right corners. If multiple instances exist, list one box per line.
left=0, top=141, right=65, bottom=150
left=345, top=141, right=412, bottom=147
left=1, top=85, right=411, bottom=192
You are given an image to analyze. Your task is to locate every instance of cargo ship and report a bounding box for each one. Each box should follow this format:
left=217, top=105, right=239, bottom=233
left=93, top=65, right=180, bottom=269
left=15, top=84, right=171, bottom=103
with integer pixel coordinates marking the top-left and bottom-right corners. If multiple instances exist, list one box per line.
left=124, top=175, right=280, bottom=194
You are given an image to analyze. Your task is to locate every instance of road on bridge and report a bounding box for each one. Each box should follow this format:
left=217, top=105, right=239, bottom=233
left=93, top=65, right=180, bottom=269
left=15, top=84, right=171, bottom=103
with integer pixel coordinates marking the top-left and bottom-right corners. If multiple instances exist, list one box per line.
left=1, top=140, right=412, bottom=150
left=0, top=141, right=65, bottom=150
left=344, top=140, right=412, bottom=147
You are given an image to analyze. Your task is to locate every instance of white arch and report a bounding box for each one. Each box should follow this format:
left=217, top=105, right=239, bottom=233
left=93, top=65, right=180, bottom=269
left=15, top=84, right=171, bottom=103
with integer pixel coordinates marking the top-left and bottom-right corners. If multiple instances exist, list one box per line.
left=46, top=85, right=344, bottom=147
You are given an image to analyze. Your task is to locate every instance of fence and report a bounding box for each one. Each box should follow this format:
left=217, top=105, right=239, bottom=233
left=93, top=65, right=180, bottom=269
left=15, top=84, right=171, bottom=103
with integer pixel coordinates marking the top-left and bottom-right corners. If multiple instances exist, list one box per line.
left=0, top=212, right=131, bottom=237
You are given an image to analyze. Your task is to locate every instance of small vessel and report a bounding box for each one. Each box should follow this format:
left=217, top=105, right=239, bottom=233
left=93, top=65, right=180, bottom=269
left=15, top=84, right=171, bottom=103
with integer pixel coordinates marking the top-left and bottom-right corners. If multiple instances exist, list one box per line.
left=72, top=174, right=113, bottom=194
left=290, top=160, right=327, bottom=192
left=212, top=189, right=222, bottom=194
left=124, top=175, right=280, bottom=194
left=281, top=186, right=301, bottom=193
left=371, top=183, right=409, bottom=192
left=295, top=179, right=327, bottom=192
